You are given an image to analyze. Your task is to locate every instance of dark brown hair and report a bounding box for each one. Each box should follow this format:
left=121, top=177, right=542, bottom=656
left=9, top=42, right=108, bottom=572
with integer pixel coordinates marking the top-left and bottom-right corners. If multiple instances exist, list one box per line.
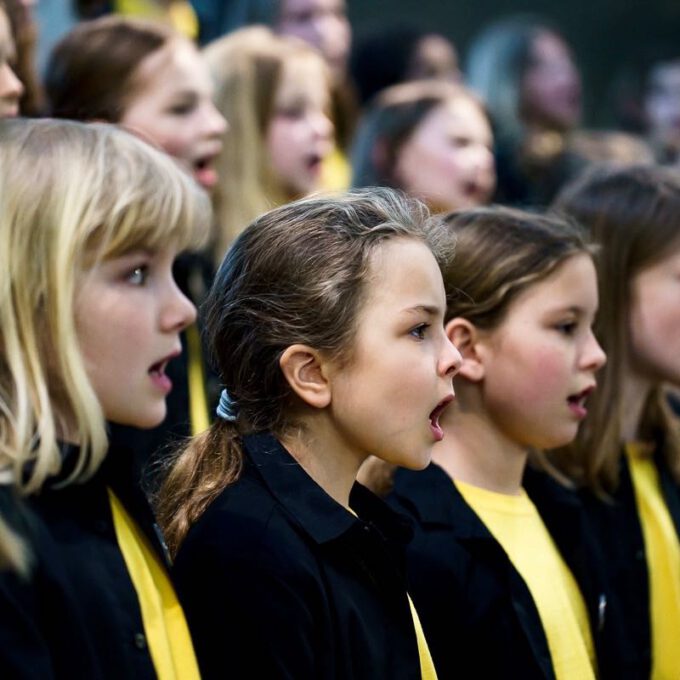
left=156, top=187, right=447, bottom=555
left=45, top=15, right=177, bottom=122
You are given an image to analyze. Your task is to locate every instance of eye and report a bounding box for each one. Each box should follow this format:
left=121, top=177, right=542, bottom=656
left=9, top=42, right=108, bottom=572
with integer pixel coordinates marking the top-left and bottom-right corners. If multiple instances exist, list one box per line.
left=167, top=99, right=197, bottom=116
left=555, top=320, right=577, bottom=336
left=127, top=265, right=149, bottom=286
left=410, top=323, right=430, bottom=340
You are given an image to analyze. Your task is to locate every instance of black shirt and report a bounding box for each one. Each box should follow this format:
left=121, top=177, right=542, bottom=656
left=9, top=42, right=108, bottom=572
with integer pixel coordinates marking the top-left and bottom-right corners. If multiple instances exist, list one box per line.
left=388, top=463, right=627, bottom=680
left=173, top=432, right=424, bottom=680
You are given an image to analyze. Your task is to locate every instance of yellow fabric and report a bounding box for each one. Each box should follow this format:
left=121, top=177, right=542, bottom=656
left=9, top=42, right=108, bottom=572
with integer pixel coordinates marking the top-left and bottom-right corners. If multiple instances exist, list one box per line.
left=347, top=508, right=436, bottom=679
left=186, top=322, right=210, bottom=435
left=108, top=490, right=201, bottom=680
left=456, top=480, right=595, bottom=680
left=115, top=0, right=199, bottom=39
left=626, top=443, right=680, bottom=680
left=407, top=594, right=439, bottom=680
left=320, top=146, right=351, bottom=191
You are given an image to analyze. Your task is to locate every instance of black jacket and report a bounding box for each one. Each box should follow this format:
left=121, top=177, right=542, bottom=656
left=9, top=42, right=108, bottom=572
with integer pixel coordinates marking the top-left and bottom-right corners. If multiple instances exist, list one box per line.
left=0, top=485, right=101, bottom=679
left=173, top=432, right=424, bottom=680
left=29, top=441, right=173, bottom=680
left=388, top=463, right=627, bottom=680
left=580, top=440, right=680, bottom=679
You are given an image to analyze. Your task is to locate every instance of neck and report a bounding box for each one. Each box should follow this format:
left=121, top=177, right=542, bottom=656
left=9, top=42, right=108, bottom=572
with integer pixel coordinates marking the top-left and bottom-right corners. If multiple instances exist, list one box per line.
left=280, top=419, right=363, bottom=508
left=620, top=368, right=654, bottom=443
left=432, top=397, right=527, bottom=495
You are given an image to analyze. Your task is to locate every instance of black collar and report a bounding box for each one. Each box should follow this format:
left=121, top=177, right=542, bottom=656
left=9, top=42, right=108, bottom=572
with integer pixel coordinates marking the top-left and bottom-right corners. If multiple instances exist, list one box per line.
left=243, top=432, right=412, bottom=547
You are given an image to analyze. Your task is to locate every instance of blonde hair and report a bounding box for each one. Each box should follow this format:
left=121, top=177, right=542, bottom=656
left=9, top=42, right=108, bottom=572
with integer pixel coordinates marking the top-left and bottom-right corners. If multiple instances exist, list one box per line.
left=203, top=25, right=331, bottom=261
left=0, top=118, right=211, bottom=495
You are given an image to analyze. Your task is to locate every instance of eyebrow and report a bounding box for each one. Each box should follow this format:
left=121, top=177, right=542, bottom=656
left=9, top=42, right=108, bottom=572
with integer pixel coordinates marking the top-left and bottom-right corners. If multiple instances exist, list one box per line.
left=402, top=304, right=442, bottom=317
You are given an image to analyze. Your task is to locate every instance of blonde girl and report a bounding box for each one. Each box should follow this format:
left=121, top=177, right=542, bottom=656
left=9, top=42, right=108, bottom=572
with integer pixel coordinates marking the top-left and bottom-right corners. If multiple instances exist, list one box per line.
left=203, top=25, right=334, bottom=260
left=157, top=188, right=461, bottom=678
left=382, top=206, right=626, bottom=679
left=0, top=118, right=211, bottom=678
left=552, top=164, right=680, bottom=679
left=351, top=80, right=495, bottom=214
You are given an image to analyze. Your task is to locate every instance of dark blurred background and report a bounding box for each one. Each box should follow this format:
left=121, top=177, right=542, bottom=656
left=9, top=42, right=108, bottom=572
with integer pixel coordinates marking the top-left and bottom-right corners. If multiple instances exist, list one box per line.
left=347, top=0, right=680, bottom=128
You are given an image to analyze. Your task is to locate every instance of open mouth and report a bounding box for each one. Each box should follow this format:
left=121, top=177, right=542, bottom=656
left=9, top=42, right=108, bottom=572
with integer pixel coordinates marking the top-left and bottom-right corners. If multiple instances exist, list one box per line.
left=567, top=385, right=594, bottom=418
left=148, top=356, right=175, bottom=393
left=429, top=395, right=454, bottom=441
left=193, top=154, right=219, bottom=189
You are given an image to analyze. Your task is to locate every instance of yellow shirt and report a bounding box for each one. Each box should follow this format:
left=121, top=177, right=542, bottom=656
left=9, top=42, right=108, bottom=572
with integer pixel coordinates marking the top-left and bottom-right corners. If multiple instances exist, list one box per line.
left=108, top=490, right=201, bottom=680
left=456, top=480, right=596, bottom=680
left=626, top=443, right=680, bottom=679
left=320, top=146, right=351, bottom=191
left=115, top=0, right=199, bottom=39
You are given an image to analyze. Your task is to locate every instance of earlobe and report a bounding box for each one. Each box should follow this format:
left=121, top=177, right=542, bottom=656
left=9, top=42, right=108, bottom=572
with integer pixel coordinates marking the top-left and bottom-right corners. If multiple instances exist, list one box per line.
left=279, top=344, right=331, bottom=409
left=445, top=317, right=485, bottom=382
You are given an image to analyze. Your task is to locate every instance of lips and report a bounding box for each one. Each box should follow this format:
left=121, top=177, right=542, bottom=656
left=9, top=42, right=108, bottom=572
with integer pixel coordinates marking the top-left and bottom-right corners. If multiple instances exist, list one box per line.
left=148, top=350, right=180, bottom=394
left=193, top=154, right=219, bottom=190
left=429, top=394, right=455, bottom=441
left=567, top=385, right=595, bottom=419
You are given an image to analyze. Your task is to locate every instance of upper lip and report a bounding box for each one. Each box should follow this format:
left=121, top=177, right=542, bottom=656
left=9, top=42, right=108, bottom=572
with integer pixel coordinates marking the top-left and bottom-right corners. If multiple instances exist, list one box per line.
left=430, top=393, right=455, bottom=419
left=149, top=348, right=181, bottom=372
left=568, top=384, right=596, bottom=402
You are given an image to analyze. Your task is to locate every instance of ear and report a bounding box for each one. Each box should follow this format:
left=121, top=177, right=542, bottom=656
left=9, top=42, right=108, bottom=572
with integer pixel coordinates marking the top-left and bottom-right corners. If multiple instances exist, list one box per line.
left=279, top=344, right=331, bottom=409
left=445, top=317, right=485, bottom=382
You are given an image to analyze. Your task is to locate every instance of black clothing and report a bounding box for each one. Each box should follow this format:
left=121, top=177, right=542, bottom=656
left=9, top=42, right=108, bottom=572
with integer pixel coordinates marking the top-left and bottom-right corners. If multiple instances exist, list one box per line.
left=0, top=485, right=100, bottom=679
left=580, top=441, right=680, bottom=679
left=29, top=441, right=172, bottom=680
left=388, top=463, right=627, bottom=680
left=173, top=432, right=424, bottom=680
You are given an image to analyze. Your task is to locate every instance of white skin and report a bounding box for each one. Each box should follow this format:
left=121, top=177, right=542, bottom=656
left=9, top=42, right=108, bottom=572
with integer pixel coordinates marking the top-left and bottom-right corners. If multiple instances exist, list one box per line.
left=407, top=34, right=461, bottom=83
left=276, top=0, right=351, bottom=82
left=121, top=38, right=227, bottom=191
left=74, top=245, right=196, bottom=429
left=266, top=55, right=334, bottom=199
left=433, top=253, right=606, bottom=494
left=644, top=60, right=680, bottom=156
left=0, top=8, right=24, bottom=118
left=393, top=97, right=496, bottom=212
left=622, top=246, right=680, bottom=440
left=520, top=31, right=581, bottom=133
left=279, top=238, right=462, bottom=507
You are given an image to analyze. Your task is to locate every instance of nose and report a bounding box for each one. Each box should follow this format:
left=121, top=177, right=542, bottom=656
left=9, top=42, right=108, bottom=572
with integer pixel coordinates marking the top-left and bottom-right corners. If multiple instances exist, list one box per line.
left=439, top=332, right=463, bottom=378
left=202, top=100, right=228, bottom=139
left=310, top=109, right=334, bottom=141
left=581, top=329, right=606, bottom=372
left=0, top=63, right=24, bottom=101
left=161, top=278, right=197, bottom=333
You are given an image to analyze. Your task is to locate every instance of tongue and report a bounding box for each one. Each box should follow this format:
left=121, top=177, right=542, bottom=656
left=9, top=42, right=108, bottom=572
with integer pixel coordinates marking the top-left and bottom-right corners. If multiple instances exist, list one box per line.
left=195, top=165, right=218, bottom=189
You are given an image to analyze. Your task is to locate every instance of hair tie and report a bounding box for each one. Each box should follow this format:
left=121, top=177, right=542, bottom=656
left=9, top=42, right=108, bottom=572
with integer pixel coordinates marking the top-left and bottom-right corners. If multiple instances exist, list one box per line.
left=216, top=388, right=239, bottom=422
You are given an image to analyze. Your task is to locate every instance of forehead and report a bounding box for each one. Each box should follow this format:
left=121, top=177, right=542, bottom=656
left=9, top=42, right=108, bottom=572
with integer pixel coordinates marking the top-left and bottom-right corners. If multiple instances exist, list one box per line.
left=132, top=39, right=210, bottom=93
left=276, top=54, right=328, bottom=95
left=416, top=97, right=489, bottom=135
left=0, top=9, right=13, bottom=54
left=507, top=253, right=597, bottom=317
left=362, top=238, right=444, bottom=309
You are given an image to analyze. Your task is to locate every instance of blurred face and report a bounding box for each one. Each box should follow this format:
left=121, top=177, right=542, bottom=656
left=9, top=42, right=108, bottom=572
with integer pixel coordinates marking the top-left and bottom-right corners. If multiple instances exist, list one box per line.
left=629, top=247, right=680, bottom=385
left=645, top=60, right=680, bottom=154
left=324, top=238, right=461, bottom=469
left=75, top=245, right=196, bottom=429
left=0, top=8, right=23, bottom=118
left=520, top=31, right=581, bottom=131
left=277, top=0, right=351, bottom=80
left=121, top=39, right=227, bottom=191
left=393, top=97, right=496, bottom=212
left=407, top=34, right=461, bottom=82
left=266, top=56, right=334, bottom=198
left=477, top=254, right=605, bottom=450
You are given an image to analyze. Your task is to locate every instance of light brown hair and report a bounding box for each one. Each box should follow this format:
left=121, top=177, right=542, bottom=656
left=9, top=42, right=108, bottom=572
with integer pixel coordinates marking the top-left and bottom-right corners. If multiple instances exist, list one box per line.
left=552, top=163, right=680, bottom=495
